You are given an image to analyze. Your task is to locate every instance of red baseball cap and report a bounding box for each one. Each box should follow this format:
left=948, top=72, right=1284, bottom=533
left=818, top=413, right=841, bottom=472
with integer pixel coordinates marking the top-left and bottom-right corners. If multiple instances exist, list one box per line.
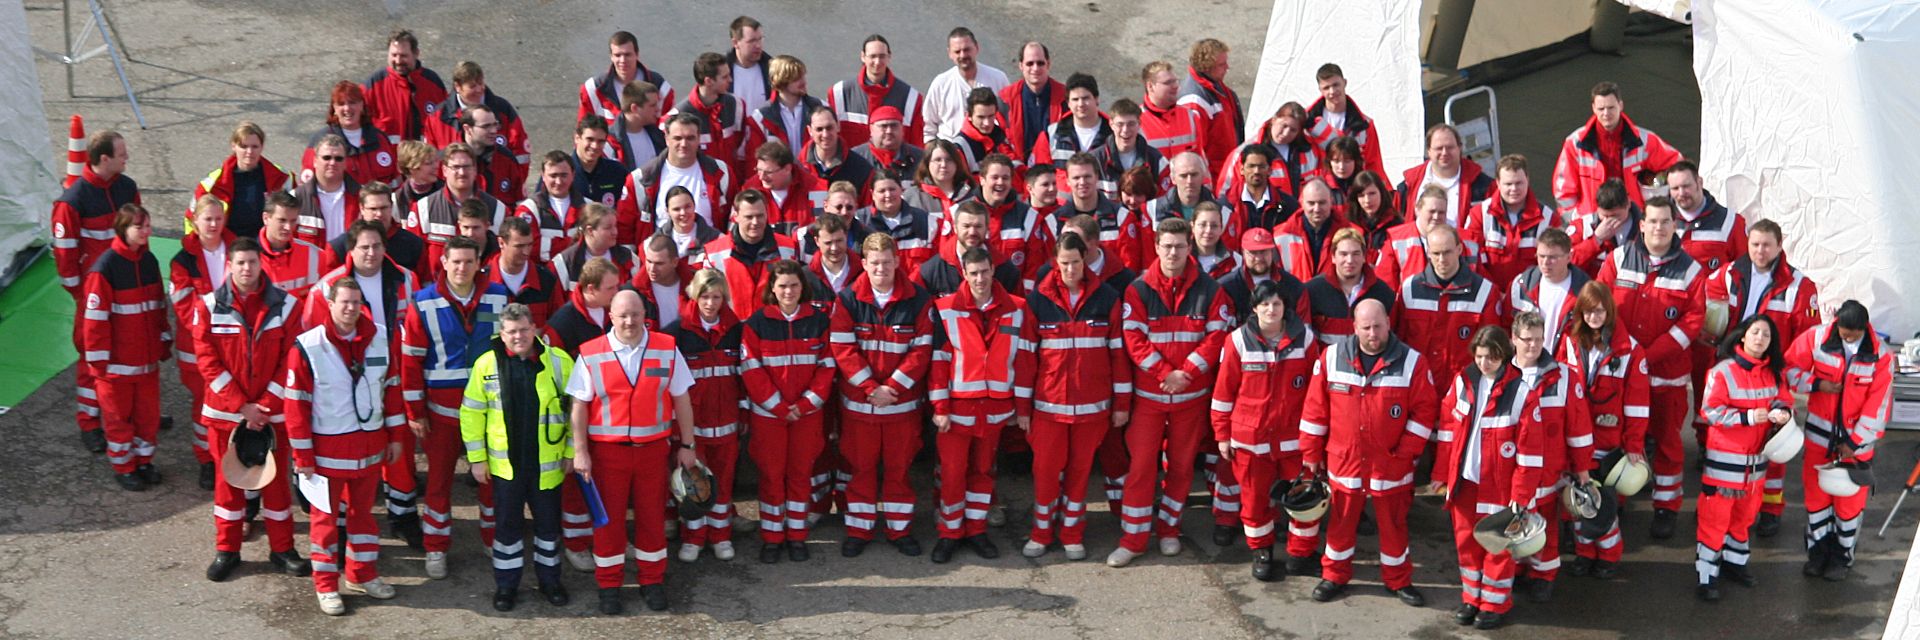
left=869, top=106, right=904, bottom=124
left=1242, top=227, right=1277, bottom=252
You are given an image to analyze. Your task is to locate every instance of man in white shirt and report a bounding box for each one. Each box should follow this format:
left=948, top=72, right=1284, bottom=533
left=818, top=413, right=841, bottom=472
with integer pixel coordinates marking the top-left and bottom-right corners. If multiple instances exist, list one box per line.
left=922, top=27, right=1010, bottom=145
left=727, top=16, right=772, bottom=114
left=642, top=236, right=686, bottom=328
left=655, top=115, right=718, bottom=226
left=1507, top=229, right=1587, bottom=352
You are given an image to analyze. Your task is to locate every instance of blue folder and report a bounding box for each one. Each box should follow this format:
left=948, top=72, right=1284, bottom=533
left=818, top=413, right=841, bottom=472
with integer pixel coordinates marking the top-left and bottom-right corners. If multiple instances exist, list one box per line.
left=576, top=473, right=611, bottom=528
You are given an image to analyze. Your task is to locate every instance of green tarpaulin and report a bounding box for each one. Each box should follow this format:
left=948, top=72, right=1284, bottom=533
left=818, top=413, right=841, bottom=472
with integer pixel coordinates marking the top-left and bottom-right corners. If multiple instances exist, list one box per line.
left=0, top=238, right=180, bottom=411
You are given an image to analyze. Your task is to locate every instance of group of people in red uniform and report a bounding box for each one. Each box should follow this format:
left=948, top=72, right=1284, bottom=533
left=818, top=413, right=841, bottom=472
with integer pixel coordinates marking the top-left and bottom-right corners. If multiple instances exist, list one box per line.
left=53, top=18, right=1893, bottom=627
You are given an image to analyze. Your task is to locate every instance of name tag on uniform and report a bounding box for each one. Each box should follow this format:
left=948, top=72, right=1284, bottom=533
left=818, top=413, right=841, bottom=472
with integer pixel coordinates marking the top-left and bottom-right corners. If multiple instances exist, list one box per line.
left=999, top=325, right=1020, bottom=336
left=1038, top=323, right=1062, bottom=331
left=644, top=367, right=670, bottom=377
left=1330, top=383, right=1351, bottom=394
left=1244, top=363, right=1268, bottom=372
left=366, top=356, right=388, bottom=367
left=210, top=326, right=241, bottom=334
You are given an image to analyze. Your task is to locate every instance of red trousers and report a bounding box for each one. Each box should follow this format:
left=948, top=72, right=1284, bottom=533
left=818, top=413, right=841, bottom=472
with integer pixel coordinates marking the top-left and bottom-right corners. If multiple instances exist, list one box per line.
left=98, top=373, right=159, bottom=473
left=380, top=419, right=419, bottom=526
left=843, top=414, right=921, bottom=541
left=561, top=473, right=595, bottom=553
left=750, top=413, right=826, bottom=544
left=1208, top=449, right=1243, bottom=527
left=210, top=425, right=295, bottom=553
left=1097, top=426, right=1130, bottom=515
left=1574, top=491, right=1627, bottom=564
left=937, top=421, right=1004, bottom=539
left=1803, top=448, right=1868, bottom=566
left=71, top=304, right=101, bottom=433
left=178, top=360, right=213, bottom=464
left=1524, top=486, right=1565, bottom=582
left=1229, top=452, right=1320, bottom=557
left=1027, top=415, right=1110, bottom=545
left=681, top=435, right=740, bottom=545
left=420, top=388, right=494, bottom=553
left=810, top=410, right=850, bottom=520
left=588, top=440, right=669, bottom=587
left=1117, top=402, right=1206, bottom=552
left=309, top=470, right=382, bottom=593
left=1695, top=477, right=1763, bottom=586
left=1648, top=385, right=1689, bottom=511
left=1449, top=482, right=1518, bottom=613
left=1322, top=488, right=1414, bottom=589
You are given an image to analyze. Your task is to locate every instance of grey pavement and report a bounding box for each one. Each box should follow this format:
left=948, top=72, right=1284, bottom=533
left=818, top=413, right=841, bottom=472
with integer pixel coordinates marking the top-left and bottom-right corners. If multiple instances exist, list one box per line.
left=6, top=0, right=1905, bottom=638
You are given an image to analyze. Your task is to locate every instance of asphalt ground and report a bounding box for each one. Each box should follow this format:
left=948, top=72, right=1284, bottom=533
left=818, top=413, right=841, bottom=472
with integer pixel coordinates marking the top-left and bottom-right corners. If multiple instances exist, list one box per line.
left=9, top=0, right=1904, bottom=637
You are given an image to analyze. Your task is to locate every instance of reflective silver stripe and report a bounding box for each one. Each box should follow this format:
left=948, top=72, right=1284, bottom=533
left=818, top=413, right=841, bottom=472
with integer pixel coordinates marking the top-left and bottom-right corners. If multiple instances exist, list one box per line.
left=1038, top=337, right=1109, bottom=350
left=105, top=364, right=158, bottom=375
left=1034, top=399, right=1111, bottom=416
left=587, top=424, right=670, bottom=439
left=315, top=452, right=386, bottom=471
left=1136, top=388, right=1207, bottom=404
left=694, top=424, right=738, bottom=439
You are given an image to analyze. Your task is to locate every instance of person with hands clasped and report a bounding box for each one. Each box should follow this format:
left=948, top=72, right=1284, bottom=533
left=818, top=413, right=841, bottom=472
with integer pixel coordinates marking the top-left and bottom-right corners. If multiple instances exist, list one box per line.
left=1694, top=314, right=1795, bottom=602
left=1559, top=280, right=1650, bottom=578
left=738, top=261, right=839, bottom=564
left=1783, top=300, right=1892, bottom=581
left=567, top=290, right=703, bottom=615
left=1209, top=280, right=1320, bottom=581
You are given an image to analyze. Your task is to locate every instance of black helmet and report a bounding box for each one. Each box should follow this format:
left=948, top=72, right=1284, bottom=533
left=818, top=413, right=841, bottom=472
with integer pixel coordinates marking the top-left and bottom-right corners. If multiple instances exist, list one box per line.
left=670, top=462, right=716, bottom=522
left=1576, top=485, right=1619, bottom=540
left=1281, top=477, right=1330, bottom=523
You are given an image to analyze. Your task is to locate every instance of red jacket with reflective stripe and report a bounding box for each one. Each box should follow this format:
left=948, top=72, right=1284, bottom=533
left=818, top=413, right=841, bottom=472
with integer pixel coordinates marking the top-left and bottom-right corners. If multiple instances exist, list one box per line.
left=1120, top=265, right=1232, bottom=409
left=739, top=302, right=838, bottom=420
left=1522, top=361, right=1595, bottom=479
left=829, top=272, right=936, bottom=417
left=699, top=232, right=798, bottom=320
left=363, top=66, right=448, bottom=142
left=513, top=189, right=583, bottom=263
left=1698, top=354, right=1792, bottom=488
left=1707, top=256, right=1819, bottom=345
left=1372, top=222, right=1485, bottom=291
left=997, top=80, right=1066, bottom=164
left=258, top=234, right=326, bottom=302
left=928, top=281, right=1036, bottom=426
left=826, top=71, right=925, bottom=150
left=187, top=155, right=292, bottom=225
left=80, top=237, right=171, bottom=379
left=1559, top=330, right=1651, bottom=457
left=1597, top=243, right=1705, bottom=384
left=169, top=231, right=237, bottom=365
left=1028, top=269, right=1131, bottom=423
left=670, top=91, right=760, bottom=192
left=52, top=166, right=140, bottom=295
left=743, top=168, right=824, bottom=236
left=663, top=302, right=745, bottom=437
left=617, top=154, right=732, bottom=247
left=1210, top=317, right=1318, bottom=456
left=192, top=282, right=298, bottom=431
left=1676, top=193, right=1746, bottom=274
left=1785, top=322, right=1895, bottom=462
left=1460, top=195, right=1555, bottom=289
left=1138, top=96, right=1209, bottom=163
left=1299, top=336, right=1439, bottom=494
left=1551, top=114, right=1683, bottom=217
left=1436, top=365, right=1547, bottom=510
left=1304, top=96, right=1388, bottom=181
left=1392, top=268, right=1506, bottom=385
left=578, top=64, right=675, bottom=128
left=1274, top=212, right=1361, bottom=282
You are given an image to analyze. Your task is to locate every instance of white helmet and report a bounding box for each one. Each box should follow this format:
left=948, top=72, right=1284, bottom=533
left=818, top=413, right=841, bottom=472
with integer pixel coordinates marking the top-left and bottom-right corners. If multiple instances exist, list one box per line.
left=1473, top=509, right=1548, bottom=557
left=1816, top=462, right=1869, bottom=498
left=1762, top=420, right=1805, bottom=464
left=1562, top=480, right=1604, bottom=519
left=1703, top=299, right=1732, bottom=342
left=1282, top=478, right=1331, bottom=523
left=1600, top=450, right=1652, bottom=497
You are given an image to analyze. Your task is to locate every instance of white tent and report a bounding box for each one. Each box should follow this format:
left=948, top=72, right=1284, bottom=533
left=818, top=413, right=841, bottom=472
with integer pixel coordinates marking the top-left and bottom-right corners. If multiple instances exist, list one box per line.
left=1247, top=0, right=1428, bottom=175
left=0, top=0, right=58, bottom=283
left=1693, top=0, right=1920, bottom=337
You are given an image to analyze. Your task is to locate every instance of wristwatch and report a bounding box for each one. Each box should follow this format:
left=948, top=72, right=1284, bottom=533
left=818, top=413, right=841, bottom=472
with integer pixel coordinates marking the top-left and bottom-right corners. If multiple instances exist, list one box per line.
left=679, top=442, right=697, bottom=451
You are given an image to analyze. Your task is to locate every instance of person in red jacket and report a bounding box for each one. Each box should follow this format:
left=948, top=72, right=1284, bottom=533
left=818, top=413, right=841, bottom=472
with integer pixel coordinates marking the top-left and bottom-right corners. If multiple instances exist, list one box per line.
left=306, top=81, right=400, bottom=186
left=671, top=52, right=758, bottom=190
left=828, top=235, right=936, bottom=556
left=744, top=140, right=823, bottom=236
left=927, top=246, right=1037, bottom=563
left=292, top=135, right=362, bottom=249
left=1565, top=178, right=1640, bottom=277
left=1055, top=153, right=1150, bottom=272
left=665, top=270, right=747, bottom=563
left=1275, top=179, right=1359, bottom=282
left=702, top=190, right=798, bottom=319
left=1305, top=63, right=1388, bottom=181
left=1598, top=196, right=1705, bottom=537
left=618, top=114, right=734, bottom=245
left=81, top=204, right=171, bottom=490
left=1178, top=38, right=1243, bottom=177
left=1138, top=61, right=1209, bottom=163
left=852, top=106, right=926, bottom=182
left=859, top=172, right=939, bottom=276
left=453, top=106, right=527, bottom=205
left=194, top=237, right=310, bottom=581
left=1346, top=170, right=1401, bottom=265
left=175, top=196, right=236, bottom=487
left=513, top=151, right=583, bottom=264
left=486, top=217, right=562, bottom=326
left=422, top=61, right=531, bottom=173
left=997, top=42, right=1064, bottom=164
left=578, top=31, right=675, bottom=129
left=55, top=131, right=139, bottom=452
left=1218, top=102, right=1322, bottom=199
left=1374, top=185, right=1484, bottom=291
left=551, top=203, right=638, bottom=292
left=188, top=121, right=291, bottom=240
left=1559, top=281, right=1649, bottom=578
left=1210, top=280, right=1319, bottom=580
left=1021, top=234, right=1130, bottom=560
left=363, top=30, right=447, bottom=142
left=739, top=260, right=838, bottom=563
left=1392, top=224, right=1506, bottom=386
left=1107, top=217, right=1232, bottom=567
left=259, top=195, right=326, bottom=301
left=1552, top=82, right=1684, bottom=218
left=1225, top=145, right=1301, bottom=232
left=953, top=88, right=1022, bottom=174
left=1300, top=298, right=1436, bottom=606
left=1303, top=228, right=1395, bottom=346
left=279, top=277, right=407, bottom=615
left=1505, top=228, right=1590, bottom=353
left=1510, top=311, right=1594, bottom=603
left=1462, top=155, right=1557, bottom=289
left=409, top=142, right=508, bottom=278
left=1785, top=301, right=1892, bottom=581
left=827, top=35, right=925, bottom=150
left=1397, top=124, right=1492, bottom=228
left=1694, top=314, right=1794, bottom=602
left=1432, top=326, right=1546, bottom=630
left=1191, top=202, right=1240, bottom=281
left=1705, top=219, right=1818, bottom=533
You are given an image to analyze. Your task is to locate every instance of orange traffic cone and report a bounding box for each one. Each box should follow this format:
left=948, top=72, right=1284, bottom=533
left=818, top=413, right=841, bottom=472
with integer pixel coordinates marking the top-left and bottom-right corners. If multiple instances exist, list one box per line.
left=64, top=115, right=86, bottom=188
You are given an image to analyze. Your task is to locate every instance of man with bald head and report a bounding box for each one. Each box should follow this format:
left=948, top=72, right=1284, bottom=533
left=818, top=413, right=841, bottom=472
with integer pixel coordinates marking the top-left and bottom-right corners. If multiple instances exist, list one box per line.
left=1274, top=178, right=1359, bottom=281
left=1392, top=224, right=1505, bottom=386
left=567, top=289, right=702, bottom=614
left=1300, top=297, right=1437, bottom=606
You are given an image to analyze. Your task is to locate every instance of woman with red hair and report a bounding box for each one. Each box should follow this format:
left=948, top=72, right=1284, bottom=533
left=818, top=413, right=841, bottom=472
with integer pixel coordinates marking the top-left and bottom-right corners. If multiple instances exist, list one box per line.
left=304, top=80, right=401, bottom=186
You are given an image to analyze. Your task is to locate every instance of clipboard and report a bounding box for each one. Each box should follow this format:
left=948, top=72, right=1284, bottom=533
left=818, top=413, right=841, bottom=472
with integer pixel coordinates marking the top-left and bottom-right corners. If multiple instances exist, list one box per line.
left=576, top=473, right=609, bottom=527
left=298, top=472, right=332, bottom=514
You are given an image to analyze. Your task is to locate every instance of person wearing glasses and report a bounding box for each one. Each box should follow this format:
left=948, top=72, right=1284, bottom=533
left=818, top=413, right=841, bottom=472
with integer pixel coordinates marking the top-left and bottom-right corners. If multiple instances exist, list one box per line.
left=409, top=142, right=507, bottom=280
left=460, top=106, right=527, bottom=205
left=1462, top=155, right=1557, bottom=289
left=291, top=134, right=362, bottom=248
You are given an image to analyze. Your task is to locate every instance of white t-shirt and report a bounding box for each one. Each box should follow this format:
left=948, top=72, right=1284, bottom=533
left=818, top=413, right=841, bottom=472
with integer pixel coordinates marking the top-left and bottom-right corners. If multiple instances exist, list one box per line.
left=354, top=271, right=386, bottom=327
left=820, top=261, right=851, bottom=293
left=1324, top=108, right=1347, bottom=133
left=652, top=281, right=681, bottom=327
left=1074, top=124, right=1100, bottom=151
left=566, top=329, right=694, bottom=397
left=770, top=187, right=790, bottom=209
left=1423, top=169, right=1463, bottom=226
left=1743, top=265, right=1775, bottom=321
left=778, top=100, right=809, bottom=151
left=1844, top=338, right=1862, bottom=360
left=318, top=184, right=348, bottom=240
left=450, top=286, right=474, bottom=306
left=626, top=125, right=660, bottom=171
left=873, top=287, right=892, bottom=308
left=341, top=127, right=365, bottom=148
left=732, top=62, right=769, bottom=114
left=548, top=196, right=571, bottom=221
left=499, top=260, right=528, bottom=294
left=588, top=306, right=606, bottom=326
left=1539, top=274, right=1572, bottom=346
left=1198, top=253, right=1222, bottom=274
left=656, top=161, right=713, bottom=226
left=1463, top=376, right=1495, bottom=483
left=672, top=229, right=699, bottom=254
left=923, top=64, right=1012, bottom=143
left=203, top=241, right=228, bottom=290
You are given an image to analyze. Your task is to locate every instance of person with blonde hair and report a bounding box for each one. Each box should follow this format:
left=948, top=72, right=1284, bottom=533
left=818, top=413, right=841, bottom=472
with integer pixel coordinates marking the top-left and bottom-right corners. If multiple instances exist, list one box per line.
left=666, top=269, right=748, bottom=562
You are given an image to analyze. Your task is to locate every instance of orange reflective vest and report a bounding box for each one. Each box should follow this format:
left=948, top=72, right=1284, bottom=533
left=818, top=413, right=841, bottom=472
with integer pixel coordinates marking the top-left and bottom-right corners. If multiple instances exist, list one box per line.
left=577, top=330, right=679, bottom=444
